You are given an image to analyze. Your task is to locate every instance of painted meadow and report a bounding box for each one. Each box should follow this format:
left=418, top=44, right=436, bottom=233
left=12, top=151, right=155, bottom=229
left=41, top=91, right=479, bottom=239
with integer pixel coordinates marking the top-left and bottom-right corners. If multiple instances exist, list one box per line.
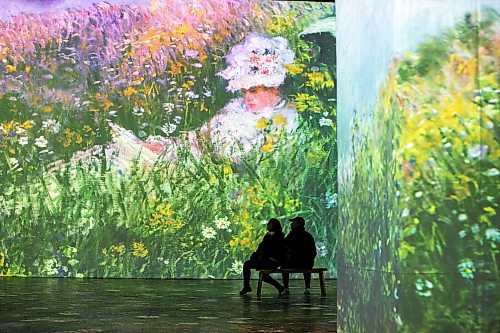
left=0, top=0, right=337, bottom=278
left=341, top=9, right=498, bottom=332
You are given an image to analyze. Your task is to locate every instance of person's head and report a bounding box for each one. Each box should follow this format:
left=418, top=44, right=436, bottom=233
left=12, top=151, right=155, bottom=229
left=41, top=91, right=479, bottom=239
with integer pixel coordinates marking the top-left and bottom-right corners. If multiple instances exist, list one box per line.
left=218, top=33, right=294, bottom=107
left=241, top=85, right=280, bottom=113
left=267, top=218, right=283, bottom=233
left=289, top=216, right=305, bottom=229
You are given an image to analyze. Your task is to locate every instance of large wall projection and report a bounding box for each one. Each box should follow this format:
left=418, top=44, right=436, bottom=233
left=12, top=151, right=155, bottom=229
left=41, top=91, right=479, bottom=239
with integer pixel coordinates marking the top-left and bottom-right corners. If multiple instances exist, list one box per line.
left=0, top=1, right=336, bottom=278
left=338, top=0, right=499, bottom=332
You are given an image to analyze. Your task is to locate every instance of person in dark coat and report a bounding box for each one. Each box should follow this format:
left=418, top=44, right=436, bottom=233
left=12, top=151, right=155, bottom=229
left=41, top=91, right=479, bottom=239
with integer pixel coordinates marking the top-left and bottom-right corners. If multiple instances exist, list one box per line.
left=282, top=216, right=317, bottom=295
left=239, top=218, right=286, bottom=296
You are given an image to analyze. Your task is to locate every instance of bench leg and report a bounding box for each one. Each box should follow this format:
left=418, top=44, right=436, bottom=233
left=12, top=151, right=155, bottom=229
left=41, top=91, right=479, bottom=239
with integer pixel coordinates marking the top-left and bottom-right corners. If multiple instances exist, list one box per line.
left=319, top=272, right=326, bottom=297
left=257, top=271, right=263, bottom=296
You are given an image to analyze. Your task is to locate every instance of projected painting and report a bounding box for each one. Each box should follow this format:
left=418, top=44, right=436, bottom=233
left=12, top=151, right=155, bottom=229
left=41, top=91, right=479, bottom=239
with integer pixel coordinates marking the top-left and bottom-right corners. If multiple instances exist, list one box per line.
left=0, top=1, right=336, bottom=278
left=338, top=1, right=498, bottom=332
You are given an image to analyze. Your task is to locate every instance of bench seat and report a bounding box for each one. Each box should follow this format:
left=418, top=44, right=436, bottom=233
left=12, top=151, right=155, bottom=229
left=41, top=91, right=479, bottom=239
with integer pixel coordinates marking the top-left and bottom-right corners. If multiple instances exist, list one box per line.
left=256, top=268, right=328, bottom=297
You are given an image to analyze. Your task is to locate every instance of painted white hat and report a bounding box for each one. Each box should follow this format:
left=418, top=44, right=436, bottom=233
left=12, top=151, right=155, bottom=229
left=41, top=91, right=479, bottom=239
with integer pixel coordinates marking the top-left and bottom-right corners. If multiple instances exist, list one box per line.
left=218, top=33, right=295, bottom=92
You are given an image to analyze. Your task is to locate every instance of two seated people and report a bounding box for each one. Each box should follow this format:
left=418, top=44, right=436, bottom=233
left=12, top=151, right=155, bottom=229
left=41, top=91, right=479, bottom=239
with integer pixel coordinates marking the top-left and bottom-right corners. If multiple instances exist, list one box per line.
left=240, top=216, right=317, bottom=296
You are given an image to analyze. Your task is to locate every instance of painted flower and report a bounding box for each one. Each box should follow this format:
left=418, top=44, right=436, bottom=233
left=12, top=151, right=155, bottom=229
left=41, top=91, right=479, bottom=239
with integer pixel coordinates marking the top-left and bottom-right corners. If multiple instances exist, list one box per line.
left=123, top=86, right=138, bottom=96
left=184, top=49, right=199, bottom=58
left=185, top=91, right=199, bottom=99
left=457, top=259, right=475, bottom=279
left=261, top=141, right=274, bottom=153
left=201, top=226, right=216, bottom=239
left=240, top=238, right=250, bottom=247
left=42, top=119, right=61, bottom=134
left=133, top=107, right=145, bottom=116
left=484, top=168, right=499, bottom=177
left=160, top=123, right=177, bottom=135
left=325, top=191, right=337, bottom=209
left=9, top=157, right=19, bottom=166
left=485, top=228, right=500, bottom=242
left=256, top=118, right=269, bottom=129
left=214, top=217, right=231, bottom=230
left=230, top=260, right=244, bottom=275
left=272, top=114, right=287, bottom=126
left=316, top=242, right=328, bottom=257
left=34, top=136, right=48, bottom=148
left=163, top=103, right=175, bottom=113
left=458, top=213, right=468, bottom=222
left=415, top=278, right=433, bottom=297
left=319, top=117, right=332, bottom=127
left=18, top=136, right=29, bottom=146
left=132, top=242, right=148, bottom=258
left=467, top=144, right=488, bottom=159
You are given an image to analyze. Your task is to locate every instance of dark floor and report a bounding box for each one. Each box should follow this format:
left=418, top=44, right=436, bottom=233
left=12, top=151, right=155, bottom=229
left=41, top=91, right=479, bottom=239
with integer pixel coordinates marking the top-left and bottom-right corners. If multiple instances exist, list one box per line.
left=0, top=278, right=337, bottom=332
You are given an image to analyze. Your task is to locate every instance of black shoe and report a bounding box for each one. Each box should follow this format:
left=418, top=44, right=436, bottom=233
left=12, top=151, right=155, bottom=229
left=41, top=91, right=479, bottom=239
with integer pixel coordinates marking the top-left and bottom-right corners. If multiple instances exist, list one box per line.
left=239, top=286, right=252, bottom=296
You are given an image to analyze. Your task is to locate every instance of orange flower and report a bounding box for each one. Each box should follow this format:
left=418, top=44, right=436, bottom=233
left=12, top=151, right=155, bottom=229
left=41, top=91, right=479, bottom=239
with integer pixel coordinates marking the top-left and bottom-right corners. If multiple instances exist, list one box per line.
left=123, top=86, right=138, bottom=97
left=102, top=100, right=114, bottom=110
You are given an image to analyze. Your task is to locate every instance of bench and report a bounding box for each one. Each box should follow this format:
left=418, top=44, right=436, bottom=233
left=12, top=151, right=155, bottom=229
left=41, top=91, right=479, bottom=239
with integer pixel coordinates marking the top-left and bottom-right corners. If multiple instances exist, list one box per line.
left=256, top=268, right=328, bottom=297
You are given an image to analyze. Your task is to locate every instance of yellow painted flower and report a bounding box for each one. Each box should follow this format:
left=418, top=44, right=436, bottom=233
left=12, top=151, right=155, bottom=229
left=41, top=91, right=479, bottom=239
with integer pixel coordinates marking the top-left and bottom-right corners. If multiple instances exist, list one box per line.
left=261, top=141, right=274, bottom=153
left=306, top=71, right=335, bottom=90
left=294, top=93, right=322, bottom=112
left=43, top=105, right=53, bottom=113
left=5, top=65, right=16, bottom=73
left=173, top=23, right=190, bottom=35
left=256, top=117, right=269, bottom=129
left=240, top=237, right=250, bottom=247
left=285, top=63, right=304, bottom=75
left=115, top=245, right=125, bottom=254
left=25, top=66, right=31, bottom=73
left=167, top=62, right=184, bottom=76
left=229, top=237, right=239, bottom=247
left=223, top=165, right=232, bottom=176
left=21, top=120, right=33, bottom=130
left=132, top=242, right=148, bottom=258
left=272, top=114, right=287, bottom=126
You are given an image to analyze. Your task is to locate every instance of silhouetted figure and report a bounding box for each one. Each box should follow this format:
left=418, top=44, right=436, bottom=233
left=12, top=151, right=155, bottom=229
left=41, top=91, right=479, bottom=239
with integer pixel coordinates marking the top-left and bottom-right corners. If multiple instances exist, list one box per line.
left=239, top=218, right=286, bottom=296
left=282, top=216, right=317, bottom=295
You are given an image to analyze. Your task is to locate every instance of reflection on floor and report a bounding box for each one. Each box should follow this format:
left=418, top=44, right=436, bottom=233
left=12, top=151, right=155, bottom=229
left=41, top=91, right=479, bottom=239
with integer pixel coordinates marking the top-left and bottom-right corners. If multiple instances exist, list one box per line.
left=0, top=278, right=337, bottom=332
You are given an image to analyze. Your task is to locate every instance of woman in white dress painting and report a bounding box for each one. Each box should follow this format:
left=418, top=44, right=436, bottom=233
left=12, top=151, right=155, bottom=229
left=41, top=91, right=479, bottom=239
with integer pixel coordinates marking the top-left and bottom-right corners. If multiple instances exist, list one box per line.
left=72, top=33, right=298, bottom=171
